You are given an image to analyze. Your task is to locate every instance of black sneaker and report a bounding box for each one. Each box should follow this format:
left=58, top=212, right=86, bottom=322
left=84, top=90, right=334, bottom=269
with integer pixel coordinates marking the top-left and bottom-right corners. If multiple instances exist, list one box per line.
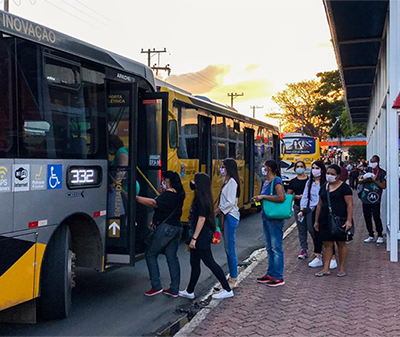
left=266, top=279, right=285, bottom=287
left=257, top=274, right=273, bottom=284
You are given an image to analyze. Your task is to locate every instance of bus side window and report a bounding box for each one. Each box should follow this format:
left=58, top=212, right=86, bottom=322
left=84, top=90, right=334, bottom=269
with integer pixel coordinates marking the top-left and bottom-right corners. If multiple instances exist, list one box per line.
left=169, top=120, right=178, bottom=149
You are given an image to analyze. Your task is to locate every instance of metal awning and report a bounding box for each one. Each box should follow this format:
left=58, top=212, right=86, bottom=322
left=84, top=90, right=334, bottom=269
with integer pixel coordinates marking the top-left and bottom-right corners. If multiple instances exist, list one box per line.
left=324, top=0, right=389, bottom=123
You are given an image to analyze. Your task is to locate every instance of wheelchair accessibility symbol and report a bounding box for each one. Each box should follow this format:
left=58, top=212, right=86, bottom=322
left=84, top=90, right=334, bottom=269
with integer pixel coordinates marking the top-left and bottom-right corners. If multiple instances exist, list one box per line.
left=47, top=165, right=62, bottom=190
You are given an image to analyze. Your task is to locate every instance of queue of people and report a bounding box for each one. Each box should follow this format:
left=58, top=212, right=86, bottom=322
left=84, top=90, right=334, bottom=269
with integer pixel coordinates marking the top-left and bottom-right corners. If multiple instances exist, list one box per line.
left=134, top=154, right=384, bottom=301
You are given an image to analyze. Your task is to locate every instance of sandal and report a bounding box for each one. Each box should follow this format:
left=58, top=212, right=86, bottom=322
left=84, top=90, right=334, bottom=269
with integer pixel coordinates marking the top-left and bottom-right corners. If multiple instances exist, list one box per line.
left=337, top=271, right=347, bottom=277
left=315, top=271, right=331, bottom=277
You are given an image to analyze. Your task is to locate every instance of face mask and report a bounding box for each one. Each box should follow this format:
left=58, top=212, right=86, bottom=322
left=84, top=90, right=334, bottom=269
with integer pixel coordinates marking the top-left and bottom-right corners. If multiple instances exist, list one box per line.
left=220, top=167, right=227, bottom=176
left=369, top=162, right=378, bottom=169
left=326, top=174, right=337, bottom=183
left=296, top=167, right=305, bottom=175
left=190, top=181, right=196, bottom=190
left=261, top=167, right=268, bottom=176
left=161, top=181, right=167, bottom=190
left=312, top=169, right=321, bottom=177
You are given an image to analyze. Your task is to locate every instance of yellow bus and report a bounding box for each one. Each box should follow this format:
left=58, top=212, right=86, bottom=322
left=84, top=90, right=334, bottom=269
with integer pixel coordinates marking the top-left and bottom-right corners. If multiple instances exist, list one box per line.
left=281, top=133, right=321, bottom=166
left=156, top=80, right=280, bottom=222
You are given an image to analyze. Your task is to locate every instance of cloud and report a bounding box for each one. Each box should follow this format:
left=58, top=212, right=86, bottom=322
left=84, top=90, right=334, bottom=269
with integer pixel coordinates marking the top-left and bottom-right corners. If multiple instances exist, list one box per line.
left=245, top=64, right=260, bottom=72
left=165, top=64, right=274, bottom=107
left=166, top=65, right=230, bottom=94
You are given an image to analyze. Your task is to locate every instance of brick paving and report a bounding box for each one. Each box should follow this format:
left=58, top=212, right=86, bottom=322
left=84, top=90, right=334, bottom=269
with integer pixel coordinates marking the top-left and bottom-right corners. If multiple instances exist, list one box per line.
left=190, top=196, right=400, bottom=337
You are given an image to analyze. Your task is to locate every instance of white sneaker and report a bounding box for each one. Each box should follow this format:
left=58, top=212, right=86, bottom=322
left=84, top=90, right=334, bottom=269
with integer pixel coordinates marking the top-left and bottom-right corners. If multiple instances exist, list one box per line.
left=212, top=289, right=234, bottom=299
left=178, top=289, right=195, bottom=300
left=364, top=236, right=375, bottom=243
left=329, top=259, right=338, bottom=269
left=376, top=237, right=384, bottom=244
left=308, top=257, right=323, bottom=268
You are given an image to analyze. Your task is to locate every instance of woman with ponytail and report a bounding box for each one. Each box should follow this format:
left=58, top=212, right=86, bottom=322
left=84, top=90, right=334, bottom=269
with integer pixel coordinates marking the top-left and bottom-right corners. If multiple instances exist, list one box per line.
left=253, top=159, right=286, bottom=287
left=136, top=171, right=185, bottom=298
left=215, top=158, right=241, bottom=289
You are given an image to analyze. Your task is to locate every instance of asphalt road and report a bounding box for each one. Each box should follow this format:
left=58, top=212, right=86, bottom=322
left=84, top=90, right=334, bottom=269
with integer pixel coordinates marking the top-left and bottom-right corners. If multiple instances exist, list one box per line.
left=0, top=211, right=295, bottom=336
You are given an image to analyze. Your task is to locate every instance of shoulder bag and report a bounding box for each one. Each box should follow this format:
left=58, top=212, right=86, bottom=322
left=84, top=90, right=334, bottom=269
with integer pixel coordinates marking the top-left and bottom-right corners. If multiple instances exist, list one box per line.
left=326, top=184, right=354, bottom=241
left=143, top=206, right=178, bottom=246
left=262, top=178, right=293, bottom=219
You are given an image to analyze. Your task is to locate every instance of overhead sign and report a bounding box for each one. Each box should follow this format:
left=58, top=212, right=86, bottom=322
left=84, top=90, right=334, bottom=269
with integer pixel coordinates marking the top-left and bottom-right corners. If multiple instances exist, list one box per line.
left=12, top=164, right=30, bottom=192
left=108, top=219, right=121, bottom=238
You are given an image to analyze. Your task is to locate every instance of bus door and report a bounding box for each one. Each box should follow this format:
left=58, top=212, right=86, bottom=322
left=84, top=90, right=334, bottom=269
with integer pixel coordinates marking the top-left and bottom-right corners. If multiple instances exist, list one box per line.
left=244, top=128, right=255, bottom=203
left=106, top=81, right=137, bottom=266
left=136, top=92, right=168, bottom=254
left=198, top=115, right=212, bottom=175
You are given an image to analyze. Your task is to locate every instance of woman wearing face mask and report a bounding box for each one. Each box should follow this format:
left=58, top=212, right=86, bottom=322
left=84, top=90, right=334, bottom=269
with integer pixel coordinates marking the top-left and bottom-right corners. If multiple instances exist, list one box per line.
left=298, top=161, right=337, bottom=269
left=253, top=160, right=286, bottom=287
left=179, top=173, right=233, bottom=300
left=314, top=164, right=353, bottom=277
left=287, top=161, right=309, bottom=259
left=215, top=158, right=241, bottom=289
left=136, top=171, right=185, bottom=297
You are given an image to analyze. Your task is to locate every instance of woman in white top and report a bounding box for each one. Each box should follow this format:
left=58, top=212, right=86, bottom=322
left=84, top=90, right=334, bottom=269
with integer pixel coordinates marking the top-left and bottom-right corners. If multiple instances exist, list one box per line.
left=215, top=158, right=240, bottom=289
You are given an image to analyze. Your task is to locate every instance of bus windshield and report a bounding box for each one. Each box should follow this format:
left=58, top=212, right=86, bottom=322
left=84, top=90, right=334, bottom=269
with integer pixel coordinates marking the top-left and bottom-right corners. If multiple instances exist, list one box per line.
left=284, top=137, right=316, bottom=155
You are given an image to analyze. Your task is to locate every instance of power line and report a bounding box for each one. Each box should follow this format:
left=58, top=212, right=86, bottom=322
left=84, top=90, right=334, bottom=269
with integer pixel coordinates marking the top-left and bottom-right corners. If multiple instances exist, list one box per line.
left=44, top=0, right=96, bottom=27
left=75, top=0, right=118, bottom=26
left=228, top=92, right=244, bottom=108
left=182, top=73, right=227, bottom=94
left=61, top=0, right=107, bottom=26
left=196, top=72, right=225, bottom=90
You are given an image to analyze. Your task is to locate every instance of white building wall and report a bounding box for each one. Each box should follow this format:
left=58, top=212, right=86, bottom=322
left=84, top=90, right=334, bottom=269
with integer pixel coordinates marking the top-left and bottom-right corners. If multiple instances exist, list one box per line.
left=365, top=1, right=400, bottom=261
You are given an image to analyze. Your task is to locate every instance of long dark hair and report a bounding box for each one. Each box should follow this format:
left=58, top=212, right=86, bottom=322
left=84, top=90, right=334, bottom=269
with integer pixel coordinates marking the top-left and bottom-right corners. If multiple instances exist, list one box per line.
left=162, top=171, right=185, bottom=202
left=308, top=160, right=326, bottom=202
left=264, top=159, right=281, bottom=178
left=193, top=173, right=215, bottom=230
left=223, top=158, right=240, bottom=198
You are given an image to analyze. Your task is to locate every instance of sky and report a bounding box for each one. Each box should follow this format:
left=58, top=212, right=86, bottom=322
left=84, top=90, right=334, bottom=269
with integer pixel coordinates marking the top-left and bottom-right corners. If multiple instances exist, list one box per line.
left=6, top=0, right=338, bottom=124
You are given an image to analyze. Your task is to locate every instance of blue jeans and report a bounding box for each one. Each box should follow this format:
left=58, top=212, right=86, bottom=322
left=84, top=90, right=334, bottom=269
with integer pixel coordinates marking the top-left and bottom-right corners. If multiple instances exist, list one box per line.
left=145, top=223, right=183, bottom=294
left=262, top=218, right=284, bottom=280
left=223, top=214, right=239, bottom=278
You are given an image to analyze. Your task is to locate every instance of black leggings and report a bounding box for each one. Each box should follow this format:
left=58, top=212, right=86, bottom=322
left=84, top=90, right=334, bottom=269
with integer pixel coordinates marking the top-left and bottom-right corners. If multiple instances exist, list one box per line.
left=187, top=248, right=231, bottom=293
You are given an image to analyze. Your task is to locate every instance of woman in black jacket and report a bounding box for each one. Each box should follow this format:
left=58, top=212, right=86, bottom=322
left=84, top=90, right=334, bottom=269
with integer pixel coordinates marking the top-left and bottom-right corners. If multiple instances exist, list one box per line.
left=179, top=173, right=233, bottom=300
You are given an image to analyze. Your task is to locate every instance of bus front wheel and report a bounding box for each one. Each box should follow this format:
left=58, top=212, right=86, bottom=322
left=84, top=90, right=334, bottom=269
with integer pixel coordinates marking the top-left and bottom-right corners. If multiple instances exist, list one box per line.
left=39, top=225, right=76, bottom=320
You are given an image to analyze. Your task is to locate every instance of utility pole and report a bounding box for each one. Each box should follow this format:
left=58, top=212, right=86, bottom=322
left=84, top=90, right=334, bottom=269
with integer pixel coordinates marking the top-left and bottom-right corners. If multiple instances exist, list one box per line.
left=228, top=92, right=244, bottom=108
left=4, top=0, right=9, bottom=12
left=141, top=48, right=171, bottom=76
left=250, top=105, right=263, bottom=119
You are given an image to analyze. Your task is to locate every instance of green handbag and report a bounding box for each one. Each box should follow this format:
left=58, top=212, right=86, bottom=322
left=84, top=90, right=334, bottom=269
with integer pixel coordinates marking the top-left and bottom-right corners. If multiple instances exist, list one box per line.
left=262, top=178, right=293, bottom=219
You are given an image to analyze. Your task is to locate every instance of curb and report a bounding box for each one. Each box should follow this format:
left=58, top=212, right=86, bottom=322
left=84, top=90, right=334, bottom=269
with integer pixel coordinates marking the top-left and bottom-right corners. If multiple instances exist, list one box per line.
left=174, top=221, right=297, bottom=337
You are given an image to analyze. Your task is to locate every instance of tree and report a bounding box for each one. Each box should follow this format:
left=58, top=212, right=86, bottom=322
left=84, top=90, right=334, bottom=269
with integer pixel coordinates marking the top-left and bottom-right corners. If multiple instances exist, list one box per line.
left=270, top=71, right=345, bottom=140
left=348, top=145, right=366, bottom=161
left=270, top=80, right=332, bottom=139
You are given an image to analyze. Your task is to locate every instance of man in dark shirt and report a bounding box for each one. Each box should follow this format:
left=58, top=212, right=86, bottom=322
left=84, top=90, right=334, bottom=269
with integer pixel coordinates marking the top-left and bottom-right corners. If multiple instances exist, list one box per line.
left=359, top=155, right=387, bottom=244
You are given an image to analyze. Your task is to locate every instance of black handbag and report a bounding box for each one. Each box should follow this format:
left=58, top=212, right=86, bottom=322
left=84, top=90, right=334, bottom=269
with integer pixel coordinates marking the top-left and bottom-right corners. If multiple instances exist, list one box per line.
left=326, top=185, right=354, bottom=241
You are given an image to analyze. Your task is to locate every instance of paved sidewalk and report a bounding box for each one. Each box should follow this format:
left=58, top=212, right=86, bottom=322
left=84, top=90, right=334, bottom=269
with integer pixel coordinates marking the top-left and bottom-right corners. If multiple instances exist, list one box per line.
left=187, top=196, right=400, bottom=337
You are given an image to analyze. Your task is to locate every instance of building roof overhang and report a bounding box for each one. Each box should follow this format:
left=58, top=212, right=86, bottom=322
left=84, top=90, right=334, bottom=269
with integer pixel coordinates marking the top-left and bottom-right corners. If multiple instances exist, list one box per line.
left=324, top=0, right=389, bottom=123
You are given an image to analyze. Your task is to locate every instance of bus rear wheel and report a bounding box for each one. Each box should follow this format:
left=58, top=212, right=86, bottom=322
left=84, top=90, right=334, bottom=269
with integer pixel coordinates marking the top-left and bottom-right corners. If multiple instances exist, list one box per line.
left=39, top=225, right=76, bottom=320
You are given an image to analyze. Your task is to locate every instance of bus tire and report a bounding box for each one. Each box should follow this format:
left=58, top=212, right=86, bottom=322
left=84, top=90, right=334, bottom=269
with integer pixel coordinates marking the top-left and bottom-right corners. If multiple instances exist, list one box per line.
left=39, top=225, right=76, bottom=320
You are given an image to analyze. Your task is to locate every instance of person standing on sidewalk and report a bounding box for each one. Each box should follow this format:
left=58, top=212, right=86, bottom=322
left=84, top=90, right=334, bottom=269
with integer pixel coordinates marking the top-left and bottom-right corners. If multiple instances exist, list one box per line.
left=314, top=164, right=353, bottom=277
left=254, top=160, right=286, bottom=287
left=339, top=161, right=349, bottom=183
left=179, top=173, right=233, bottom=300
left=297, top=161, right=337, bottom=269
left=359, top=155, right=386, bottom=244
left=287, top=161, right=309, bottom=259
left=136, top=171, right=185, bottom=297
left=215, top=158, right=240, bottom=289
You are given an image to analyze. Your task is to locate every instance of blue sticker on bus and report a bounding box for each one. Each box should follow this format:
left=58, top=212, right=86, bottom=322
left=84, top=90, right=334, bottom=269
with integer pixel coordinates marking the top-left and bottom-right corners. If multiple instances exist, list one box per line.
left=47, top=164, right=62, bottom=189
